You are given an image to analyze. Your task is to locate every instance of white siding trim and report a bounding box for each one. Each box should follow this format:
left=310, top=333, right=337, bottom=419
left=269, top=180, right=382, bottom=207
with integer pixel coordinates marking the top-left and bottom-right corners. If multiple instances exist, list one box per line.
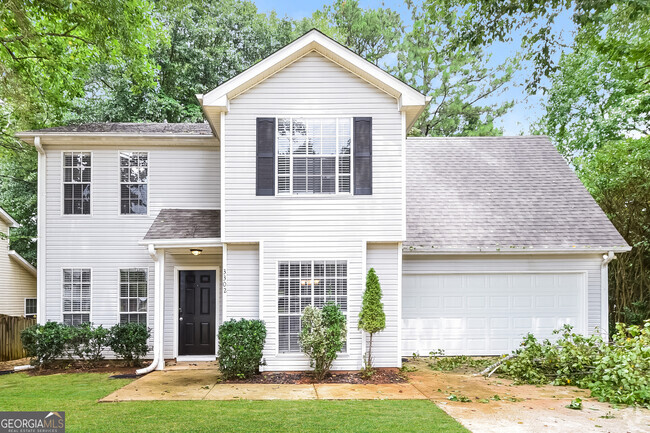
left=36, top=138, right=46, bottom=323
left=222, top=243, right=228, bottom=323
left=401, top=111, right=406, bottom=240
left=396, top=243, right=403, bottom=367
left=220, top=112, right=226, bottom=243
left=258, top=241, right=264, bottom=321
left=360, top=240, right=367, bottom=368
left=172, top=265, right=220, bottom=358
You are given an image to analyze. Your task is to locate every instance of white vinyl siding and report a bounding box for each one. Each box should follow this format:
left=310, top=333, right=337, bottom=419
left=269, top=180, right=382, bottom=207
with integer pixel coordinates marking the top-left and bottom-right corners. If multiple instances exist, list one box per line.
left=119, top=152, right=148, bottom=215
left=365, top=243, right=400, bottom=367
left=43, top=144, right=219, bottom=328
left=119, top=268, right=148, bottom=324
left=224, top=244, right=259, bottom=320
left=222, top=51, right=404, bottom=243
left=62, top=268, right=91, bottom=325
left=277, top=117, right=352, bottom=194
left=63, top=152, right=91, bottom=215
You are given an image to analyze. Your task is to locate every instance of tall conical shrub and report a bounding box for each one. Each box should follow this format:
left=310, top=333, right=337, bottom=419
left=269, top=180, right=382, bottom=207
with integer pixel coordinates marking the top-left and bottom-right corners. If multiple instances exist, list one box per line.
left=358, top=267, right=386, bottom=369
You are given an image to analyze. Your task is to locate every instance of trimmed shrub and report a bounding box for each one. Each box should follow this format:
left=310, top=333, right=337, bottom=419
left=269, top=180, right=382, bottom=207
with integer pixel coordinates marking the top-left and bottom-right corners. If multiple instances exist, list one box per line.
left=108, top=322, right=150, bottom=367
left=300, top=303, right=347, bottom=380
left=21, top=322, right=69, bottom=367
left=69, top=323, right=110, bottom=364
left=218, top=319, right=267, bottom=379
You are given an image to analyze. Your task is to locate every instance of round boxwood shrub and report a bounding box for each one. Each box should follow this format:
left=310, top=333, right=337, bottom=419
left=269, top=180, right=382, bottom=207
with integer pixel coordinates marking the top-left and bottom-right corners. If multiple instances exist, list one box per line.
left=21, top=322, right=69, bottom=367
left=108, top=322, right=150, bottom=367
left=218, top=319, right=267, bottom=379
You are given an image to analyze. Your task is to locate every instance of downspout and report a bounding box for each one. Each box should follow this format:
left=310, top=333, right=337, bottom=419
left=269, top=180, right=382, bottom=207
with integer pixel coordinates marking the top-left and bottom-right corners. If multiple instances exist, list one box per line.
left=34, top=137, right=46, bottom=324
left=601, top=251, right=615, bottom=339
left=136, top=244, right=162, bottom=375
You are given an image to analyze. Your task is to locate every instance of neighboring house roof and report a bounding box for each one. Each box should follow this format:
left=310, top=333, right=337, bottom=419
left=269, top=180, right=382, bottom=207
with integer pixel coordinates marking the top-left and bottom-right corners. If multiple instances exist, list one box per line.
left=405, top=136, right=630, bottom=253
left=198, top=29, right=430, bottom=137
left=18, top=122, right=213, bottom=136
left=8, top=251, right=37, bottom=276
left=144, top=209, right=221, bottom=240
left=0, top=207, right=20, bottom=228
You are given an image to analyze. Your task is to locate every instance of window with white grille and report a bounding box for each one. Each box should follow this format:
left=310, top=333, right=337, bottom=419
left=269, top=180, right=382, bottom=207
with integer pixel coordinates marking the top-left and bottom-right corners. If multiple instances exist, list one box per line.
left=278, top=260, right=348, bottom=353
left=62, top=268, right=91, bottom=325
left=119, top=268, right=148, bottom=324
left=277, top=118, right=352, bottom=194
left=25, top=298, right=37, bottom=317
left=63, top=152, right=91, bottom=215
left=120, top=152, right=148, bottom=215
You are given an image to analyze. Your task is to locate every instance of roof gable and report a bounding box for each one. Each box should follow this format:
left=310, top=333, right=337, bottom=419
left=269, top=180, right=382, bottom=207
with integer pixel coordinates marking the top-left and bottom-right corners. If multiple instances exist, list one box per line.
left=199, top=29, right=428, bottom=130
left=0, top=207, right=20, bottom=228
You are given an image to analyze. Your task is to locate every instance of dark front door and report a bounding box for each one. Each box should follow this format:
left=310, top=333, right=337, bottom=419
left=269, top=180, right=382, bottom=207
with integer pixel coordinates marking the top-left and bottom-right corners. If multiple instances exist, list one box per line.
left=179, top=270, right=216, bottom=356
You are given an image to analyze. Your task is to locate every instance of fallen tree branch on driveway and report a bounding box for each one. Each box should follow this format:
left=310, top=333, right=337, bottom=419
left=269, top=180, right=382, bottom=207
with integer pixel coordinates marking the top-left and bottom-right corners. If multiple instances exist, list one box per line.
left=476, top=354, right=517, bottom=377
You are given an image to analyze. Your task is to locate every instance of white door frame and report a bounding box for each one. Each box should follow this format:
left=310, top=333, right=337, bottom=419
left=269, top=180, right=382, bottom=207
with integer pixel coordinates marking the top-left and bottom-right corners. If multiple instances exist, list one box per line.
left=173, top=266, right=221, bottom=359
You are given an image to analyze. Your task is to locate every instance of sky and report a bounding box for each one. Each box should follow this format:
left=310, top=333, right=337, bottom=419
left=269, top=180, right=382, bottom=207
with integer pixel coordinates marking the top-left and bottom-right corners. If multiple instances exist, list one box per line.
left=253, top=0, right=577, bottom=135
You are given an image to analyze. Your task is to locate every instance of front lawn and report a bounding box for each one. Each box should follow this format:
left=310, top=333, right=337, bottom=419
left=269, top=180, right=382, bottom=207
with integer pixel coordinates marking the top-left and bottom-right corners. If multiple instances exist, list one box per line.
left=0, top=373, right=468, bottom=433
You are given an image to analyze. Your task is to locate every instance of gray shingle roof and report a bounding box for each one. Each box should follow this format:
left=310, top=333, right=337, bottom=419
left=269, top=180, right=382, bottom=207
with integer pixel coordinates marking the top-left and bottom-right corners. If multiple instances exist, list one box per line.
left=25, top=122, right=213, bottom=135
left=144, top=209, right=220, bottom=240
left=405, top=136, right=629, bottom=252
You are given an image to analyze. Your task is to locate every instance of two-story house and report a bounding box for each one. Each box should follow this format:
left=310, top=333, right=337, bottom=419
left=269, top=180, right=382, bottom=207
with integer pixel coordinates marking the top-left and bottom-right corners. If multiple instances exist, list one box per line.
left=16, top=30, right=629, bottom=373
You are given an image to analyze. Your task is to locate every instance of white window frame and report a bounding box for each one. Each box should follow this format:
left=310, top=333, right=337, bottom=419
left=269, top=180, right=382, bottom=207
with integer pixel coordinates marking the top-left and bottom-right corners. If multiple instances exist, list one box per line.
left=24, top=298, right=37, bottom=318
left=118, top=268, right=149, bottom=325
left=277, top=260, right=348, bottom=354
left=118, top=151, right=149, bottom=216
left=61, top=151, right=93, bottom=216
left=61, top=268, right=92, bottom=325
left=275, top=116, right=353, bottom=196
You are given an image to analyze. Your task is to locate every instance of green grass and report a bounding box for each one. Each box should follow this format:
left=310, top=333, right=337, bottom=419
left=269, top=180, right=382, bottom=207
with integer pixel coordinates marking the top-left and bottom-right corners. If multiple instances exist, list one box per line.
left=0, top=373, right=468, bottom=433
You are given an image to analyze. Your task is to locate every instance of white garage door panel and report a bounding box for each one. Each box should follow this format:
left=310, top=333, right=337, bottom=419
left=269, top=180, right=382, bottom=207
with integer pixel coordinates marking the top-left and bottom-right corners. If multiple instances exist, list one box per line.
left=402, top=273, right=586, bottom=356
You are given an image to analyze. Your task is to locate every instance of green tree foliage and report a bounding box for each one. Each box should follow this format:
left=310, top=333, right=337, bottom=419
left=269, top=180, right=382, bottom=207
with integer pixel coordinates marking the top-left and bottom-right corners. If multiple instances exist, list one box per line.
left=300, top=303, right=347, bottom=380
left=0, top=146, right=37, bottom=264
left=576, top=139, right=650, bottom=327
left=444, top=0, right=650, bottom=93
left=358, top=268, right=386, bottom=369
left=67, top=0, right=295, bottom=123
left=395, top=1, right=515, bottom=136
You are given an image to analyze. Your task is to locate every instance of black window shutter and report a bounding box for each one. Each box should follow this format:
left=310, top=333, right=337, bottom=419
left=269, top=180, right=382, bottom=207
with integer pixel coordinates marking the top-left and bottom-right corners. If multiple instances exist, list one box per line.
left=353, top=117, right=372, bottom=195
left=256, top=117, right=275, bottom=196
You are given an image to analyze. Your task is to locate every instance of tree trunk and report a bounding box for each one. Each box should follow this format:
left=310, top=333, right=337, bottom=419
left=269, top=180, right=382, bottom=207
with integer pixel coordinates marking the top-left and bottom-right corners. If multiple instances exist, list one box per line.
left=367, top=332, right=373, bottom=368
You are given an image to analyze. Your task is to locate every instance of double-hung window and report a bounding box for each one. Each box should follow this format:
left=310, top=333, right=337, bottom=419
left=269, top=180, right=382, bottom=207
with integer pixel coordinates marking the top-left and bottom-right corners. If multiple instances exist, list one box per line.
left=278, top=260, right=348, bottom=353
left=277, top=118, right=352, bottom=194
left=119, top=268, right=148, bottom=324
left=62, top=268, right=91, bottom=325
left=63, top=152, right=91, bottom=215
left=120, top=152, right=148, bottom=215
left=25, top=298, right=37, bottom=318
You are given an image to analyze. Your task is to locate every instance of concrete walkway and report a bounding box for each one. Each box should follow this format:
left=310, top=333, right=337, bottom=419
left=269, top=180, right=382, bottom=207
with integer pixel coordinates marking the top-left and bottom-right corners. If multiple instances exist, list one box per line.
left=100, top=367, right=426, bottom=402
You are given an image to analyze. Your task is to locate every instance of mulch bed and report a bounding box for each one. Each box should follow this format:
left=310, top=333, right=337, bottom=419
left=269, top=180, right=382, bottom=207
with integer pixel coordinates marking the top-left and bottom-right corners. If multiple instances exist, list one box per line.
left=224, top=368, right=408, bottom=384
left=24, top=360, right=139, bottom=376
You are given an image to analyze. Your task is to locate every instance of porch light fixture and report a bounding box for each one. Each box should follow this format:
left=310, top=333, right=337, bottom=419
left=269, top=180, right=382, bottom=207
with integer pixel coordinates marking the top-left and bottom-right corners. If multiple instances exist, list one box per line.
left=190, top=248, right=203, bottom=256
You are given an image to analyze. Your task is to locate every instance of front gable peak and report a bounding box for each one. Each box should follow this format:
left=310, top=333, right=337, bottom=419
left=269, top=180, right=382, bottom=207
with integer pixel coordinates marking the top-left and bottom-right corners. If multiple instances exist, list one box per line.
left=198, top=29, right=428, bottom=130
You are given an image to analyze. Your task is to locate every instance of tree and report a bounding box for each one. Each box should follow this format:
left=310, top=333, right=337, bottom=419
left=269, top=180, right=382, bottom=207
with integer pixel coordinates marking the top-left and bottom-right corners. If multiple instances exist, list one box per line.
left=66, top=0, right=296, bottom=123
left=395, top=1, right=515, bottom=136
left=576, top=139, right=650, bottom=330
left=358, top=268, right=386, bottom=369
left=443, top=0, right=650, bottom=92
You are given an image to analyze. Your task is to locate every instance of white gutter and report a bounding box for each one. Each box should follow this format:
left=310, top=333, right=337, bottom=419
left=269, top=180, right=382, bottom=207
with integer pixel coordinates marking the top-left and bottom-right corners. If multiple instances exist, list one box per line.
left=600, top=251, right=616, bottom=339
left=403, top=247, right=632, bottom=255
left=137, top=245, right=163, bottom=375
left=34, top=136, right=46, bottom=324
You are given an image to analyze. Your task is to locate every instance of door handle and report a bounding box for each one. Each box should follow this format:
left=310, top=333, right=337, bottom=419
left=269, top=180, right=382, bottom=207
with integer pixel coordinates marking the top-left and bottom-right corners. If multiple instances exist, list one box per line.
left=179, top=317, right=183, bottom=322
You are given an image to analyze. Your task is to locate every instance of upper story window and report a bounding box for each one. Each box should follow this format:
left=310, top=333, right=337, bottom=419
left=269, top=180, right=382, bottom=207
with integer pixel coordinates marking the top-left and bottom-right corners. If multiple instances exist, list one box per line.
left=63, top=152, right=91, bottom=215
left=120, top=152, right=148, bottom=215
left=277, top=118, right=352, bottom=195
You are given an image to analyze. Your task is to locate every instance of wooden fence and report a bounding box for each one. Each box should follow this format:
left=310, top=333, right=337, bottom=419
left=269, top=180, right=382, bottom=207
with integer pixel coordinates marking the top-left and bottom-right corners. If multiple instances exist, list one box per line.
left=0, top=314, right=35, bottom=362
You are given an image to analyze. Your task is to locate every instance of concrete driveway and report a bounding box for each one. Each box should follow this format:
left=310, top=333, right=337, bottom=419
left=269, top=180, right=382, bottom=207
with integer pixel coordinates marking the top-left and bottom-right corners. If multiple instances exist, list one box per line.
left=406, top=359, right=650, bottom=433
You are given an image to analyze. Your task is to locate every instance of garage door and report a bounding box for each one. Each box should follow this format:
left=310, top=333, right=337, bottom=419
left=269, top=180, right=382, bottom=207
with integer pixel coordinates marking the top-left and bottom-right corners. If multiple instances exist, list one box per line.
left=402, top=273, right=586, bottom=356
